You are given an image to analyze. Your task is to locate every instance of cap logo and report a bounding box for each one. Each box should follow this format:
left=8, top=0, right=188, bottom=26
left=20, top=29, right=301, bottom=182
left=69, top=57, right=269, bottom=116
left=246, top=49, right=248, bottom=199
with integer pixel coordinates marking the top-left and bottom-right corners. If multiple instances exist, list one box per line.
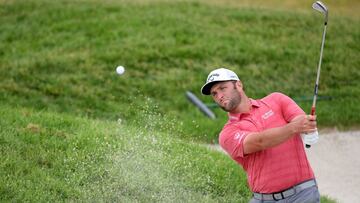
left=207, top=73, right=219, bottom=82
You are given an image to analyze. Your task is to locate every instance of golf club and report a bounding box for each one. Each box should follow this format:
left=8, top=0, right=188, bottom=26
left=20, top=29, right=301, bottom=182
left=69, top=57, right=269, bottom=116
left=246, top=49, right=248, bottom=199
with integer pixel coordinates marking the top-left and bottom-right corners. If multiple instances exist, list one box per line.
left=303, top=1, right=328, bottom=148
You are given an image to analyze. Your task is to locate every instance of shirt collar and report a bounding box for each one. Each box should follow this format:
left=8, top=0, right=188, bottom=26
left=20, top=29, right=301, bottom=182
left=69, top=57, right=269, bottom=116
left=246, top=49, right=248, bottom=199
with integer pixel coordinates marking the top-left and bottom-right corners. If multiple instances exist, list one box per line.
left=228, top=99, right=260, bottom=122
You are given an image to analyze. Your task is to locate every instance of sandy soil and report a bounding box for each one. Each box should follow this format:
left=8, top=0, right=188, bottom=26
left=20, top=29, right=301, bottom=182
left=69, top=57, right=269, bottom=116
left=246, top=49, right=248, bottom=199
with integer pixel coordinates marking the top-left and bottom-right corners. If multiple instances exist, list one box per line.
left=206, top=129, right=360, bottom=203
left=305, top=129, right=360, bottom=203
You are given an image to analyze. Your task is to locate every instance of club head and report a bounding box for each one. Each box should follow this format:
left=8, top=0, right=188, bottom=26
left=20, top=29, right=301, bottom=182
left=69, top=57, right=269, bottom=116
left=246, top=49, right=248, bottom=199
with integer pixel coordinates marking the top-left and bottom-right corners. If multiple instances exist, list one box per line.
left=312, top=1, right=328, bottom=23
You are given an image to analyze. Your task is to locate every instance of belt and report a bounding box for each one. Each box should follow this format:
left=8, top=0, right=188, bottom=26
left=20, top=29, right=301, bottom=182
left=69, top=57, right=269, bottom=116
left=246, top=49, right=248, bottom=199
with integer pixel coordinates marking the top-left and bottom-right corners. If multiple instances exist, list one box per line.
left=253, top=179, right=317, bottom=201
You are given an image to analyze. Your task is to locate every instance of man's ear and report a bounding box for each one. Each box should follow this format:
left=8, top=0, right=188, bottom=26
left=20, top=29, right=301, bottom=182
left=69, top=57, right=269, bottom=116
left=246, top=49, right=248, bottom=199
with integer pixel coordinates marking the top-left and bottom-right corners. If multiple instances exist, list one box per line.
left=236, top=81, right=243, bottom=89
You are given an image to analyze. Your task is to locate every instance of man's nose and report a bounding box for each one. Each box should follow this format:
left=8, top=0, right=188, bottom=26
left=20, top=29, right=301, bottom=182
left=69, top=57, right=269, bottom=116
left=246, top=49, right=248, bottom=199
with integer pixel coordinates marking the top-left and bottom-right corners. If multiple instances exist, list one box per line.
left=215, top=92, right=224, bottom=101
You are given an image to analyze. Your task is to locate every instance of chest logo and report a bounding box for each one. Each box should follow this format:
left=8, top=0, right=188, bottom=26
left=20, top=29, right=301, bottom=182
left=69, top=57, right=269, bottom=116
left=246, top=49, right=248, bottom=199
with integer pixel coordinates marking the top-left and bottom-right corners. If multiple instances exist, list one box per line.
left=262, top=110, right=274, bottom=120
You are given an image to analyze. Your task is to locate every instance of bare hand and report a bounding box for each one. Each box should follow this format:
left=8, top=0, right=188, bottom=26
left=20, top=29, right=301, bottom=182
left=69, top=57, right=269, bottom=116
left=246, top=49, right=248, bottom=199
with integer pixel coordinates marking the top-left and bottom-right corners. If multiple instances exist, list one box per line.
left=289, top=114, right=317, bottom=134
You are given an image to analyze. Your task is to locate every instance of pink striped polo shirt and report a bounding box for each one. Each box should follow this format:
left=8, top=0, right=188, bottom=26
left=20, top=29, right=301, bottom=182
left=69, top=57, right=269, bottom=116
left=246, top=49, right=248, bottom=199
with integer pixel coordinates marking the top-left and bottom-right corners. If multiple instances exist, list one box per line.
left=219, top=92, right=314, bottom=193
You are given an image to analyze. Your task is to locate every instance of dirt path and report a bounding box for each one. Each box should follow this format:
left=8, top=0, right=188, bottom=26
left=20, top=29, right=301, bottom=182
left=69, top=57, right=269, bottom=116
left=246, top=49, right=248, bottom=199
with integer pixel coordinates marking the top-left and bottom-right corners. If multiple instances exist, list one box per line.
left=305, top=129, right=360, bottom=203
left=206, top=129, right=360, bottom=203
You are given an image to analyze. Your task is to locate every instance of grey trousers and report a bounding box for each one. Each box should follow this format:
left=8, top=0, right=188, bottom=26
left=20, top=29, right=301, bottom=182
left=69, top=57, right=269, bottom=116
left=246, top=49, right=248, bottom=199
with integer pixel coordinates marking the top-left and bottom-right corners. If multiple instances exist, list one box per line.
left=249, top=185, right=320, bottom=203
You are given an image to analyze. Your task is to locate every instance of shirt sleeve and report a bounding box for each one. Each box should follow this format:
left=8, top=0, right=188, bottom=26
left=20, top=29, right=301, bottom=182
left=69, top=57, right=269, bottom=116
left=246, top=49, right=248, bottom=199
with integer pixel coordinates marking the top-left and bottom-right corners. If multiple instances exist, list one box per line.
left=273, top=92, right=305, bottom=122
left=219, top=124, right=251, bottom=159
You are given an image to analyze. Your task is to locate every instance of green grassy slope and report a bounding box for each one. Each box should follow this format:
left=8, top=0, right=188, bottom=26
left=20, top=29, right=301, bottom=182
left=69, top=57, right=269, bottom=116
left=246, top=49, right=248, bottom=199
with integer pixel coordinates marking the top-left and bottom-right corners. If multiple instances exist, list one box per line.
left=1, top=0, right=359, bottom=142
left=0, top=105, right=250, bottom=202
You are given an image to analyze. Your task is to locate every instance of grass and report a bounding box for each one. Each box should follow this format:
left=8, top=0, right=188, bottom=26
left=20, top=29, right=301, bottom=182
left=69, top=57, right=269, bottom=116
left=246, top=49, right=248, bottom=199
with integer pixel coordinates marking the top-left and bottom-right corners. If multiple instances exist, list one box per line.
left=1, top=0, right=359, bottom=142
left=0, top=105, right=251, bottom=202
left=1, top=0, right=357, bottom=201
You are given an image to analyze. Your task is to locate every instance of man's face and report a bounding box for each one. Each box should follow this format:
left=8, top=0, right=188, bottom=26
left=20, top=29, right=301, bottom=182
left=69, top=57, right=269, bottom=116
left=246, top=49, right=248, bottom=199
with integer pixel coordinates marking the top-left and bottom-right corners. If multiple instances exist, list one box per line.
left=210, top=81, right=242, bottom=112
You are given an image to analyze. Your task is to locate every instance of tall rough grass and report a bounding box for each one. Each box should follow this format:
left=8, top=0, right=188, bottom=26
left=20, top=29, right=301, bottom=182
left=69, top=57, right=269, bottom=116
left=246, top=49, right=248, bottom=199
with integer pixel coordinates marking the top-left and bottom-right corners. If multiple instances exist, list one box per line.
left=0, top=101, right=251, bottom=202
left=1, top=0, right=359, bottom=142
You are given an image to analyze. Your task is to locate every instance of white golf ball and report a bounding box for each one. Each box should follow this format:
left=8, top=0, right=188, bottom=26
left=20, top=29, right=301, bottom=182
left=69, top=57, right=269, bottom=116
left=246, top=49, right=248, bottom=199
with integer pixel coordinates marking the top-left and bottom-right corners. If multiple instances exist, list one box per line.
left=116, top=66, right=125, bottom=75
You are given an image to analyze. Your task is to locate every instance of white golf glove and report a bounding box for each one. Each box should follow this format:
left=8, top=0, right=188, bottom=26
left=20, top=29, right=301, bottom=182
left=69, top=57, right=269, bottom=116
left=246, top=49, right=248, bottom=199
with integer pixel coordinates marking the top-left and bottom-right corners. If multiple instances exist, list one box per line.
left=301, top=130, right=319, bottom=146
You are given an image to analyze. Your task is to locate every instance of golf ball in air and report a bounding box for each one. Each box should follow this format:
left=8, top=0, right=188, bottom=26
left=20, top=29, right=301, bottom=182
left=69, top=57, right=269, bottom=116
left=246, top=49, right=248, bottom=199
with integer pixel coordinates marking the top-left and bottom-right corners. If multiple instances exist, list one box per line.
left=116, top=66, right=125, bottom=75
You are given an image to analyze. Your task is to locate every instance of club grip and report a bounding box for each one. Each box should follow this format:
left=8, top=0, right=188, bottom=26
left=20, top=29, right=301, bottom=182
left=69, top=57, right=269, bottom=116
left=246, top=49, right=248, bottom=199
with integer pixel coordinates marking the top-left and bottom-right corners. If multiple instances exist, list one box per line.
left=305, top=106, right=317, bottom=148
left=311, top=106, right=316, bottom=116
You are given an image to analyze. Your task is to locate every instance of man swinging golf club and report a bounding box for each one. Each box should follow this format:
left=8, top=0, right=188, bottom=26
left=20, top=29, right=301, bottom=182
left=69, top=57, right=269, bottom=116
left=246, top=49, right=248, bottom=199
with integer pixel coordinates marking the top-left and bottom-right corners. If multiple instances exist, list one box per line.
left=200, top=1, right=329, bottom=201
left=201, top=68, right=320, bottom=202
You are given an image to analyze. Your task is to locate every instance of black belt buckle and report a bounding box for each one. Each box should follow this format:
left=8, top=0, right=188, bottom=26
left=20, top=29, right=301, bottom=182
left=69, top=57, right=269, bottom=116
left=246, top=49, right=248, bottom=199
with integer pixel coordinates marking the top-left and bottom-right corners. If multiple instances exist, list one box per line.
left=272, top=192, right=284, bottom=201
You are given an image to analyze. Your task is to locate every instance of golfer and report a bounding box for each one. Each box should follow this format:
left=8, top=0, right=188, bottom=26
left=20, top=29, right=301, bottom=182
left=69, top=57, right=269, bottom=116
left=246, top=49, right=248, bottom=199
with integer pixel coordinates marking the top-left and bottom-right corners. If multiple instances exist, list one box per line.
left=201, top=68, right=320, bottom=202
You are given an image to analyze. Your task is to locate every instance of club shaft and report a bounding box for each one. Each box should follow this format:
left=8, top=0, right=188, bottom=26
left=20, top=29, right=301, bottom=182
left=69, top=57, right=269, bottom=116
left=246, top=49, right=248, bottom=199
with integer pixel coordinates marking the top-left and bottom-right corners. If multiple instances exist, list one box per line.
left=311, top=23, right=327, bottom=113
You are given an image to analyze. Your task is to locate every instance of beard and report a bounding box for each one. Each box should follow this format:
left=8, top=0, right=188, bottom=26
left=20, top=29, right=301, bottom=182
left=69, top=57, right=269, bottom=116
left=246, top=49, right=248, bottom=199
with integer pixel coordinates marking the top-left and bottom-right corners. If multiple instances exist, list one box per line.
left=219, top=87, right=242, bottom=112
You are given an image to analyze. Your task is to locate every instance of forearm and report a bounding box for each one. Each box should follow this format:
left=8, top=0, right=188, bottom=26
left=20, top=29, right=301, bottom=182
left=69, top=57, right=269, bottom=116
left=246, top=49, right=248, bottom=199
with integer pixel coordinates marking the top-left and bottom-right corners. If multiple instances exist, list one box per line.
left=243, top=122, right=297, bottom=155
left=243, top=114, right=316, bottom=155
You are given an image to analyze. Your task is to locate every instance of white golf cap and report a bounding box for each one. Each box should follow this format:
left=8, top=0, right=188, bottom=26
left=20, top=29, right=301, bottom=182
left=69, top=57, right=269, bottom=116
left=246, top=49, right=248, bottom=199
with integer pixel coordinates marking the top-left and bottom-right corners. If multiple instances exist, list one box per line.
left=201, top=68, right=240, bottom=95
